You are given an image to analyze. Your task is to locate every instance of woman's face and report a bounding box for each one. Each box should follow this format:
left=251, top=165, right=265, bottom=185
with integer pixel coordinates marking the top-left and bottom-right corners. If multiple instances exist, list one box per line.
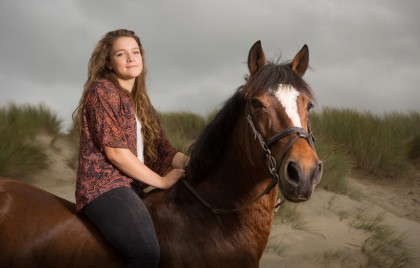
left=108, top=37, right=143, bottom=87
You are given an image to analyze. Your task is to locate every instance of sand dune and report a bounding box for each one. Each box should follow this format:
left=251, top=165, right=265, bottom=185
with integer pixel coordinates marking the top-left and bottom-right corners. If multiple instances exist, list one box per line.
left=29, top=135, right=420, bottom=267
left=261, top=185, right=420, bottom=267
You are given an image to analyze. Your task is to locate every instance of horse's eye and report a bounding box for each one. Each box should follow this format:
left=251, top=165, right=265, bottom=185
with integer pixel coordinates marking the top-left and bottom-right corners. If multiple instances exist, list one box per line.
left=250, top=99, right=263, bottom=110
left=307, top=101, right=314, bottom=111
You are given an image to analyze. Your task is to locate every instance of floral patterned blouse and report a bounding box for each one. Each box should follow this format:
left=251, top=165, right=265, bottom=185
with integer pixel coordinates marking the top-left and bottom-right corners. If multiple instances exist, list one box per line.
left=75, top=79, right=176, bottom=211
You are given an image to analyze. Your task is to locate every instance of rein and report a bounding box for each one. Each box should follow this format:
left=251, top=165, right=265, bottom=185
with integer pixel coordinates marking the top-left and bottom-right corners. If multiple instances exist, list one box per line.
left=182, top=102, right=315, bottom=215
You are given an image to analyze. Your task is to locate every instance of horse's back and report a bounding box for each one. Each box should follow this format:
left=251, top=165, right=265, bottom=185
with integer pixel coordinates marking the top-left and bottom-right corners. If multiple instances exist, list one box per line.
left=0, top=177, right=123, bottom=268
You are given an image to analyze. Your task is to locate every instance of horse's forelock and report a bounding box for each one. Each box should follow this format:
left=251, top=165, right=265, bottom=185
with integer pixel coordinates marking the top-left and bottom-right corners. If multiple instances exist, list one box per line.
left=241, top=61, right=314, bottom=101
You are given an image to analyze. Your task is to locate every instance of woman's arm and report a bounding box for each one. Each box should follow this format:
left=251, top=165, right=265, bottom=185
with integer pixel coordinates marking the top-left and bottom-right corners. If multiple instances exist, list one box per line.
left=104, top=146, right=185, bottom=189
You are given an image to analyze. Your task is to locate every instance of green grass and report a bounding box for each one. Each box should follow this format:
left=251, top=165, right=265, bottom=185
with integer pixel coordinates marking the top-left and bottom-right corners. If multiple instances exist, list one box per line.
left=408, top=135, right=420, bottom=160
left=305, top=249, right=357, bottom=268
left=0, top=140, right=48, bottom=179
left=0, top=103, right=62, bottom=179
left=310, top=111, right=353, bottom=195
left=277, top=203, right=307, bottom=230
left=264, top=233, right=289, bottom=256
left=348, top=207, right=413, bottom=267
left=66, top=123, right=80, bottom=171
left=362, top=226, right=412, bottom=268
left=157, top=111, right=206, bottom=154
left=0, top=102, right=61, bottom=139
left=311, top=108, right=419, bottom=180
left=315, top=140, right=353, bottom=195
left=349, top=207, right=386, bottom=232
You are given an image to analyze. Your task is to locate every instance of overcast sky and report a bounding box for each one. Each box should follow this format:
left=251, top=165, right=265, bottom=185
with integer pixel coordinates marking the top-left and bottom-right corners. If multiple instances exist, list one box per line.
left=1, top=0, right=419, bottom=131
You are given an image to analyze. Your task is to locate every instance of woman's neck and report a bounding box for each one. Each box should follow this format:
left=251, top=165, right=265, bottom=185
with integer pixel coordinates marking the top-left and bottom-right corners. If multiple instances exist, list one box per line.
left=118, top=78, right=135, bottom=92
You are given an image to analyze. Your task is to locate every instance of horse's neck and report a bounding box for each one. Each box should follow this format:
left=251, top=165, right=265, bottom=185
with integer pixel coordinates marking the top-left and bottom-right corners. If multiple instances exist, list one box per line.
left=193, top=128, right=270, bottom=210
left=199, top=143, right=278, bottom=253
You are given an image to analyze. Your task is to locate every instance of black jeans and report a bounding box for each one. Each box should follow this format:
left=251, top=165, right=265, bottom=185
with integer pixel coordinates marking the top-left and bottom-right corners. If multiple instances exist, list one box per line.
left=83, top=186, right=160, bottom=268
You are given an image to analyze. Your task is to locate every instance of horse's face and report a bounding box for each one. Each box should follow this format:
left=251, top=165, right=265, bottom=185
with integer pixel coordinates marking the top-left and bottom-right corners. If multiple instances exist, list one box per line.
left=245, top=41, right=323, bottom=202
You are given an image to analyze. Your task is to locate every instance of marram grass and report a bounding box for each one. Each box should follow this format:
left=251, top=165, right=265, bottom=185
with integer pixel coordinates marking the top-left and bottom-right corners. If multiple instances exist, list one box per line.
left=311, top=108, right=419, bottom=180
left=0, top=103, right=61, bottom=178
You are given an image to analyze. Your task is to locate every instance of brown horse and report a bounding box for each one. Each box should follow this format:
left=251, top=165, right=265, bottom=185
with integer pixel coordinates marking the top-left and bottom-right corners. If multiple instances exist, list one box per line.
left=0, top=41, right=322, bottom=268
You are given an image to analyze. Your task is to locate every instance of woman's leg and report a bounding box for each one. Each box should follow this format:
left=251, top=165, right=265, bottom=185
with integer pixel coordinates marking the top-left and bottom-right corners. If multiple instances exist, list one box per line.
left=83, top=186, right=160, bottom=268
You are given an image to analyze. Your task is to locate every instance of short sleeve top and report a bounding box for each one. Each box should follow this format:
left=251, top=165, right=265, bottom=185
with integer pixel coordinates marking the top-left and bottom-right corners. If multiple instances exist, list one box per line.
left=75, top=79, right=177, bottom=211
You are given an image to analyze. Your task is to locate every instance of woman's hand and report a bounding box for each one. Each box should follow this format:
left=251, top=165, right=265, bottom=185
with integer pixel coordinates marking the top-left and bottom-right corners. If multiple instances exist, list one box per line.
left=161, top=168, right=185, bottom=189
left=172, top=152, right=190, bottom=169
left=104, top=146, right=183, bottom=190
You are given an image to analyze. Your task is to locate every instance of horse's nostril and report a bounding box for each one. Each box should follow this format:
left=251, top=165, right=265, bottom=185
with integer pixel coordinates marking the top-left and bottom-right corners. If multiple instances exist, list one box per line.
left=286, top=161, right=300, bottom=186
left=312, top=161, right=323, bottom=184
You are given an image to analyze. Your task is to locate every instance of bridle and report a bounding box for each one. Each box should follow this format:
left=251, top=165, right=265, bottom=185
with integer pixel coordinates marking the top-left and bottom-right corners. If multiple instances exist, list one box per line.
left=181, top=101, right=316, bottom=215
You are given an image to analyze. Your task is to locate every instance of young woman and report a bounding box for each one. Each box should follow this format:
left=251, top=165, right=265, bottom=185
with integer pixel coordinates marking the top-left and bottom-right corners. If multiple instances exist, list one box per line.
left=73, top=29, right=188, bottom=268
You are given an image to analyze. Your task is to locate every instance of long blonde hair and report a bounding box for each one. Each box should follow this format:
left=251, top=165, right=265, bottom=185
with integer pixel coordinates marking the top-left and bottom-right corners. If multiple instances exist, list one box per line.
left=73, top=29, right=160, bottom=161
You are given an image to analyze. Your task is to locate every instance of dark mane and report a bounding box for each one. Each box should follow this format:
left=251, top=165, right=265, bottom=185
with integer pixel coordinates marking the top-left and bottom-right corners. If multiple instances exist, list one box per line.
left=243, top=61, right=314, bottom=101
left=185, top=90, right=243, bottom=183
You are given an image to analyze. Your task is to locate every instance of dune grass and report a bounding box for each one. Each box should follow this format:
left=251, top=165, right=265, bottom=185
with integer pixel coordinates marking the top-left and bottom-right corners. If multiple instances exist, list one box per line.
left=362, top=226, right=412, bottom=268
left=66, top=123, right=80, bottom=171
left=264, top=232, right=289, bottom=256
left=295, top=206, right=413, bottom=268
left=0, top=103, right=61, bottom=139
left=311, top=108, right=419, bottom=180
left=348, top=206, right=413, bottom=267
left=157, top=111, right=206, bottom=154
left=0, top=103, right=62, bottom=179
left=409, top=134, right=420, bottom=161
left=349, top=207, right=386, bottom=232
left=277, top=203, right=307, bottom=230
left=304, top=249, right=359, bottom=268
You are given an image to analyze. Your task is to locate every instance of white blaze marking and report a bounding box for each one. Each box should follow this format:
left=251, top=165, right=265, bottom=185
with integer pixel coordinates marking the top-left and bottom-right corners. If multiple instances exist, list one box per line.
left=275, top=84, right=302, bottom=127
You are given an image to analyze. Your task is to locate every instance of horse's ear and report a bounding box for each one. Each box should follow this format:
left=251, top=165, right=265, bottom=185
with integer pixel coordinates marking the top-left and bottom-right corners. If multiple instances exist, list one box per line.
left=291, top=44, right=309, bottom=77
left=248, top=40, right=266, bottom=76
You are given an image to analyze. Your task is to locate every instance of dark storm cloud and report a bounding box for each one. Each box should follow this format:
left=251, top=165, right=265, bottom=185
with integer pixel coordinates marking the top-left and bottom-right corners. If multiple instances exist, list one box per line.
left=0, top=0, right=419, bottom=131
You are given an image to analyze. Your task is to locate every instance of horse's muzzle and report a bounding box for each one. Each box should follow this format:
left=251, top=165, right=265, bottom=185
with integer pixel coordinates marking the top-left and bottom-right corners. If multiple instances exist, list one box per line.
left=279, top=158, right=323, bottom=202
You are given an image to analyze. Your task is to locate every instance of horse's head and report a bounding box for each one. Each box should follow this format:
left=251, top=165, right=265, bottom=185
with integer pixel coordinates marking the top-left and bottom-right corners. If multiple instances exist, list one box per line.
left=241, top=41, right=322, bottom=202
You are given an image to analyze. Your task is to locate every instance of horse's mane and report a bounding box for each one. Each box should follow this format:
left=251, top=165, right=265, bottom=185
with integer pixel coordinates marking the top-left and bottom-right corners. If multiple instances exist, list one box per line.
left=184, top=60, right=314, bottom=184
left=185, top=89, right=243, bottom=183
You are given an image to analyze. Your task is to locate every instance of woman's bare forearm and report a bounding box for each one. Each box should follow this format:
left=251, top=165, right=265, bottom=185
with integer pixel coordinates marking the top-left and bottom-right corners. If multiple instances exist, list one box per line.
left=104, top=146, right=182, bottom=189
